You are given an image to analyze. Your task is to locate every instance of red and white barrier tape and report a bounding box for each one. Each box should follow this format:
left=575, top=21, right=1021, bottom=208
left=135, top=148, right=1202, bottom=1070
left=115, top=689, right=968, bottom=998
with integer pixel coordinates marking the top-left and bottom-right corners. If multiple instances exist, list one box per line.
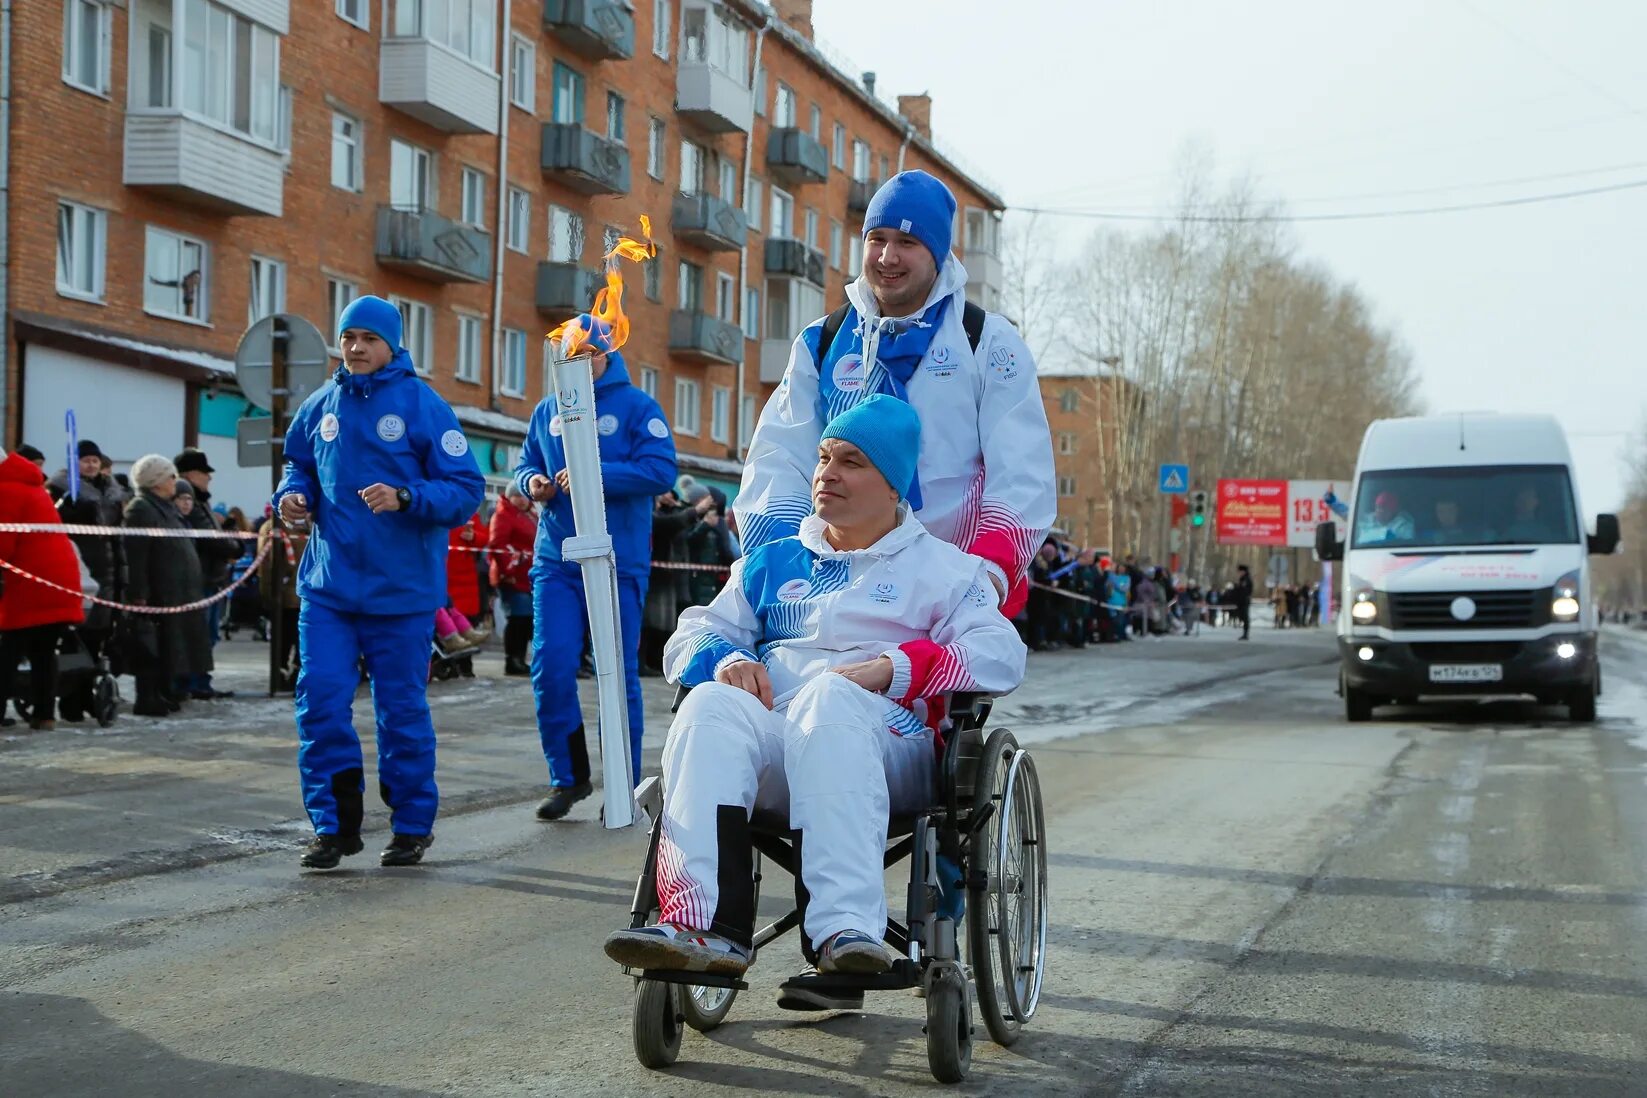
left=0, top=539, right=273, bottom=615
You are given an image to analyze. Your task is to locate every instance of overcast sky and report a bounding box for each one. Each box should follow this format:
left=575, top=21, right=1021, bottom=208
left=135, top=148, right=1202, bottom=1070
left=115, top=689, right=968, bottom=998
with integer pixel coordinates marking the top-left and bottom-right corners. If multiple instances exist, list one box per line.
left=811, top=0, right=1646, bottom=513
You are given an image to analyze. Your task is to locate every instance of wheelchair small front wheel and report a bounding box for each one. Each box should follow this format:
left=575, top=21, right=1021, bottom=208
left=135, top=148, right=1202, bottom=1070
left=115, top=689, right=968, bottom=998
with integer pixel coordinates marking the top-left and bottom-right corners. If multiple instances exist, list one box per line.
left=680, top=982, right=737, bottom=1032
left=924, top=973, right=973, bottom=1084
left=632, top=979, right=682, bottom=1068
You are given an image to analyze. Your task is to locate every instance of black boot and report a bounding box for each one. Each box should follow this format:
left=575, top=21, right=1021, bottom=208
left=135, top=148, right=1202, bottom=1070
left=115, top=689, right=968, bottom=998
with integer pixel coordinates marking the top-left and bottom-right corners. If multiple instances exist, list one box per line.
left=569, top=724, right=592, bottom=786
left=536, top=782, right=593, bottom=820
left=503, top=619, right=532, bottom=676
left=381, top=833, right=433, bottom=866
left=300, top=833, right=364, bottom=870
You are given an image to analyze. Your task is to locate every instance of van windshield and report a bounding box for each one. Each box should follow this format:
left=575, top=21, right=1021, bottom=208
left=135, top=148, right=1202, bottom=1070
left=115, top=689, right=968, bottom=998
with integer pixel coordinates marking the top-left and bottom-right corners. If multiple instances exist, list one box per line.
left=1351, top=465, right=1578, bottom=549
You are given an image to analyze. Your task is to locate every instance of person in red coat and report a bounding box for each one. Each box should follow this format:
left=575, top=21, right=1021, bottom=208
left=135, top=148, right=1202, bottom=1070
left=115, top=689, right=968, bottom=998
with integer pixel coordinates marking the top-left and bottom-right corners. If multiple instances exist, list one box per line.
left=445, top=511, right=489, bottom=625
left=488, top=484, right=537, bottom=676
left=0, top=447, right=87, bottom=730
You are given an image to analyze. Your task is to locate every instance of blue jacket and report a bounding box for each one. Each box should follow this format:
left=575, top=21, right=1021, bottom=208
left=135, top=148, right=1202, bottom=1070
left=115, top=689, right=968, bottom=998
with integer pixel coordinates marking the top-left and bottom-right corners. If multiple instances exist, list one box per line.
left=274, top=356, right=485, bottom=615
left=513, top=355, right=677, bottom=580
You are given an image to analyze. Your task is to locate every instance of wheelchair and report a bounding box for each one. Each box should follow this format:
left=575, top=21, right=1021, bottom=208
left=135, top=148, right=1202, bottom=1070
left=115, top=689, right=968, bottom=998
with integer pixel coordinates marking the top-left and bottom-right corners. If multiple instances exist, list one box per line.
left=620, top=686, right=1048, bottom=1084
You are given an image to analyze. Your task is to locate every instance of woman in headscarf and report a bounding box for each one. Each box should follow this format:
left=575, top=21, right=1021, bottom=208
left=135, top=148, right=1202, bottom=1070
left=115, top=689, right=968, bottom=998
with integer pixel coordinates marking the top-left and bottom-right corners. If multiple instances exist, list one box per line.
left=122, top=456, right=213, bottom=716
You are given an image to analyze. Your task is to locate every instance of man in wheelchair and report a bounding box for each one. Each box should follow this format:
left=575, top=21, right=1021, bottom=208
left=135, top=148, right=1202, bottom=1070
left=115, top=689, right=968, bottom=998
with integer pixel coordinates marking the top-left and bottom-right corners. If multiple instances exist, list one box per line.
left=604, top=395, right=1026, bottom=980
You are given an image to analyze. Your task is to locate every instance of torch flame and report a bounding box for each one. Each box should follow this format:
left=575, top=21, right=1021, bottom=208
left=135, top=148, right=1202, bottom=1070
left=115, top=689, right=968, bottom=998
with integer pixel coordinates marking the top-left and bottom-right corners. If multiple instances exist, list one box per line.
left=548, top=215, right=656, bottom=359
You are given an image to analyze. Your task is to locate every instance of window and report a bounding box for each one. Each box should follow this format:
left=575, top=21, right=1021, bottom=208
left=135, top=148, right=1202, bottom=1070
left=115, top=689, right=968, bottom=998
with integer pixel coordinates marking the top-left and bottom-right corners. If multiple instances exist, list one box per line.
left=711, top=387, right=730, bottom=443
left=716, top=272, right=735, bottom=322
left=326, top=278, right=357, bottom=349
left=549, top=205, right=584, bottom=262
left=63, top=0, right=112, bottom=95
left=460, top=167, right=486, bottom=227
left=740, top=394, right=756, bottom=449
left=639, top=365, right=659, bottom=398
left=768, top=186, right=794, bottom=238
left=847, top=233, right=863, bottom=275
left=718, top=158, right=738, bottom=204
left=501, top=328, right=527, bottom=397
left=680, top=140, right=704, bottom=195
left=742, top=287, right=760, bottom=339
left=552, top=62, right=584, bottom=124
left=644, top=257, right=662, bottom=302
left=1057, top=431, right=1077, bottom=456
left=56, top=201, right=106, bottom=301
left=509, top=34, right=535, bottom=111
left=277, top=84, right=293, bottom=162
left=744, top=175, right=762, bottom=232
left=652, top=0, right=671, bottom=58
left=753, top=67, right=766, bottom=116
left=880, top=155, right=890, bottom=182
left=131, top=0, right=172, bottom=109
left=248, top=255, right=286, bottom=325
left=764, top=278, right=790, bottom=340
left=832, top=123, right=846, bottom=169
left=391, top=0, right=493, bottom=69
left=392, top=296, right=433, bottom=376
left=828, top=220, right=843, bottom=270
left=390, top=139, right=431, bottom=211
left=774, top=83, right=796, bottom=128
left=809, top=103, right=822, bottom=140
left=678, top=260, right=703, bottom=311
left=141, top=0, right=282, bottom=144
left=1059, top=389, right=1079, bottom=413
left=966, top=208, right=1002, bottom=256
left=336, top=0, right=368, bottom=29
left=681, top=2, right=747, bottom=81
left=1058, top=476, right=1076, bottom=498
left=803, top=208, right=819, bottom=248
left=607, top=92, right=626, bottom=142
left=647, top=117, right=666, bottom=180
left=506, top=186, right=531, bottom=252
left=144, top=226, right=208, bottom=322
left=455, top=315, right=482, bottom=383
left=673, top=378, right=700, bottom=436
left=851, top=140, right=870, bottom=183
left=603, top=225, right=622, bottom=256
left=331, top=111, right=362, bottom=191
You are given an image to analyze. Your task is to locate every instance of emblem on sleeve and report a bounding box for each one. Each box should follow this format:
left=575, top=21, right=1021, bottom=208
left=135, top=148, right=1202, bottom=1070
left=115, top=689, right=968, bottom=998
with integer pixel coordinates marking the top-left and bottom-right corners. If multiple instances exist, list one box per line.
left=647, top=417, right=670, bottom=439
left=440, top=429, right=469, bottom=457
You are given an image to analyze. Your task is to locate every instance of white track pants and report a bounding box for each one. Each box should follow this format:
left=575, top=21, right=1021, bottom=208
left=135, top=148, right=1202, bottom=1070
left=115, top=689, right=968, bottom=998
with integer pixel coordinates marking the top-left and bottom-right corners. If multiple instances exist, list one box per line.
left=656, top=675, right=935, bottom=950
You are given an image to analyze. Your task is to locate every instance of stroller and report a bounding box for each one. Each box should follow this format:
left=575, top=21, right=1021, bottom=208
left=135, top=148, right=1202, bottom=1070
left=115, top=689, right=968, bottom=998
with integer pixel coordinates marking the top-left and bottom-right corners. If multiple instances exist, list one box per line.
left=428, top=634, right=479, bottom=682
left=12, top=624, right=120, bottom=728
left=221, top=548, right=269, bottom=641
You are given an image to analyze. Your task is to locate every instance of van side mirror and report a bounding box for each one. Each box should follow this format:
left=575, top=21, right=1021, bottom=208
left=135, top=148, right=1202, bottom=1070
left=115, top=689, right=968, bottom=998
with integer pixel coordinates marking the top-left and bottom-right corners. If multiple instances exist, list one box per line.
left=1589, top=513, right=1620, bottom=555
left=1315, top=521, right=1344, bottom=562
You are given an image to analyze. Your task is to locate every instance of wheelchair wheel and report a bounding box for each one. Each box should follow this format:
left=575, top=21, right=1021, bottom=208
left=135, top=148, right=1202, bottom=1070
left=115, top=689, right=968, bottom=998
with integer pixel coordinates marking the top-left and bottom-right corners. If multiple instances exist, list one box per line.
left=968, top=728, right=1049, bottom=1047
left=679, top=982, right=737, bottom=1032
left=632, top=979, right=682, bottom=1068
left=924, top=972, right=972, bottom=1084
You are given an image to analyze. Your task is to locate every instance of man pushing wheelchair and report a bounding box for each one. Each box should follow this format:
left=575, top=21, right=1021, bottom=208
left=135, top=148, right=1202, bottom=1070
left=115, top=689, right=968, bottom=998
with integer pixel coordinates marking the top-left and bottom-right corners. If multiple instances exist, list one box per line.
left=603, top=396, right=1026, bottom=979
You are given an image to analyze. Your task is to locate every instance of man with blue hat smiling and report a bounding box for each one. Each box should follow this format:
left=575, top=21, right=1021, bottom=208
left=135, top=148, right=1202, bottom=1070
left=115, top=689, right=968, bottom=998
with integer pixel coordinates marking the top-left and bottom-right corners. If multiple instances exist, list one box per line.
left=275, top=294, right=485, bottom=871
left=514, top=314, right=677, bottom=822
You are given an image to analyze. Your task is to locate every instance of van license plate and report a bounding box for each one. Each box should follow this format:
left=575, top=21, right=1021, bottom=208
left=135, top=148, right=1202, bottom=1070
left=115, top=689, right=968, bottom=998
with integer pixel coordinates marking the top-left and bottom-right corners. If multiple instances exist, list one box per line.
left=1429, top=664, right=1503, bottom=683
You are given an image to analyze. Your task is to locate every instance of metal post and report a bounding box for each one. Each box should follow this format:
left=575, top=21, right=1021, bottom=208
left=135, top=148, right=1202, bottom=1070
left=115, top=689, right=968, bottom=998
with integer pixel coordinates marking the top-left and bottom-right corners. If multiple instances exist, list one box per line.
left=267, top=317, right=288, bottom=697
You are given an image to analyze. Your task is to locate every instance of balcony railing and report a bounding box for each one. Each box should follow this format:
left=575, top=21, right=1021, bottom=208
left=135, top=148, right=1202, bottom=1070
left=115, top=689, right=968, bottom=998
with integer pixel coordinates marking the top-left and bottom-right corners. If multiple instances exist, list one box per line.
left=765, top=128, right=829, bottom=187
left=536, top=262, right=604, bottom=316
left=543, top=0, right=634, bottom=60
left=847, top=177, right=878, bottom=215
left=541, top=123, right=631, bottom=196
left=671, top=192, right=748, bottom=252
left=669, top=311, right=744, bottom=366
left=676, top=60, right=754, bottom=135
left=764, top=238, right=826, bottom=286
left=374, top=206, right=492, bottom=283
left=379, top=37, right=500, bottom=135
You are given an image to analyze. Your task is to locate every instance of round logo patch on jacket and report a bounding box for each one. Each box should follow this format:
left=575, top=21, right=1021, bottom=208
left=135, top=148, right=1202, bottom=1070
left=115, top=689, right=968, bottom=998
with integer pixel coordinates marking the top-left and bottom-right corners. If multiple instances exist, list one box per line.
left=870, top=582, right=899, bottom=604
left=597, top=414, right=620, bottom=436
left=831, top=354, right=866, bottom=392
left=549, top=415, right=563, bottom=437
left=776, top=578, right=811, bottom=602
left=376, top=414, right=407, bottom=442
left=647, top=418, right=670, bottom=439
left=319, top=413, right=339, bottom=442
left=441, top=429, right=469, bottom=457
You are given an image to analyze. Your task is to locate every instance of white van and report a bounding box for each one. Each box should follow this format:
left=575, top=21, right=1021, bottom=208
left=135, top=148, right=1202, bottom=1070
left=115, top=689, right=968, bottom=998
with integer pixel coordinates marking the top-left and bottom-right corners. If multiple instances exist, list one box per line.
left=1317, top=413, right=1619, bottom=723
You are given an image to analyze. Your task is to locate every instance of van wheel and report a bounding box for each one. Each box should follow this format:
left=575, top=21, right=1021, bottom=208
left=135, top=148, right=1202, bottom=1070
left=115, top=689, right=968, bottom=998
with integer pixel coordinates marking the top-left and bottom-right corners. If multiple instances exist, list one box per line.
left=1569, top=678, right=1597, bottom=723
left=1345, top=686, right=1373, bottom=723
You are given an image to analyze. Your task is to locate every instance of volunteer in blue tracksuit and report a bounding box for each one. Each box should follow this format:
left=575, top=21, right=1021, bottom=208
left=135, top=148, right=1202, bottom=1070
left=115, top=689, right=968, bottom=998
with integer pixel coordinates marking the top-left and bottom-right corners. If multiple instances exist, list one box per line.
left=274, top=296, right=485, bottom=871
left=514, top=316, right=677, bottom=821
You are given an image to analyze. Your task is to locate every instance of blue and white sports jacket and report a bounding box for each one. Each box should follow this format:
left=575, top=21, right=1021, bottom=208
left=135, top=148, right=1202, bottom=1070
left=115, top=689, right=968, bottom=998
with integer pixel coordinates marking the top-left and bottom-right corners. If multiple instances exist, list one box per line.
left=662, top=509, right=1026, bottom=721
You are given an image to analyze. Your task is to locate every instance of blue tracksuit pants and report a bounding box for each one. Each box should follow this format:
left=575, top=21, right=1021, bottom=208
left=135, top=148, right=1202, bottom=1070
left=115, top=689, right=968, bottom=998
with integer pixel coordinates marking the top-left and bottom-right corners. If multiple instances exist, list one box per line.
left=530, top=560, right=645, bottom=789
left=295, top=601, right=439, bottom=836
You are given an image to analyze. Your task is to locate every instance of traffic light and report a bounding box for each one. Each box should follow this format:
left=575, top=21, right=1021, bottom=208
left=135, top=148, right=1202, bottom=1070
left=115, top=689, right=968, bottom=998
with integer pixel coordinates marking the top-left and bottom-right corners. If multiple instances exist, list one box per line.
left=1189, top=489, right=1209, bottom=527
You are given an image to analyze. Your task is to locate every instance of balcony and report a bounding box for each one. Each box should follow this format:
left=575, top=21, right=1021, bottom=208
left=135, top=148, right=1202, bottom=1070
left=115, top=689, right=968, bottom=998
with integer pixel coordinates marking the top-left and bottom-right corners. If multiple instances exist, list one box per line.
left=847, top=177, right=877, bottom=215
left=765, top=128, right=828, bottom=187
left=759, top=339, right=791, bottom=384
left=965, top=250, right=1004, bottom=308
left=379, top=37, right=500, bottom=134
left=671, top=192, right=748, bottom=252
left=670, top=311, right=744, bottom=366
left=676, top=61, right=754, bottom=135
left=122, top=114, right=284, bottom=217
left=764, top=238, right=826, bottom=286
left=543, top=0, right=634, bottom=60
left=541, top=124, right=631, bottom=196
left=374, top=207, right=492, bottom=284
left=535, top=262, right=605, bottom=316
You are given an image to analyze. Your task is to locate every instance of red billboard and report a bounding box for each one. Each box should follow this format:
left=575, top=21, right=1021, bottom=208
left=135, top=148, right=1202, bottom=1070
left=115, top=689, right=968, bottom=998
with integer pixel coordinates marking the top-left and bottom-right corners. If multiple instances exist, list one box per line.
left=1216, top=479, right=1289, bottom=545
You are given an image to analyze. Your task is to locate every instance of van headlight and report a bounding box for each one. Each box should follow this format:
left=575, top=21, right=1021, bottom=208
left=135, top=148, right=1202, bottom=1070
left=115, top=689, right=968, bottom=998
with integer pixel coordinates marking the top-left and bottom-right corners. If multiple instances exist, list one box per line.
left=1350, top=579, right=1378, bottom=624
left=1552, top=570, right=1581, bottom=622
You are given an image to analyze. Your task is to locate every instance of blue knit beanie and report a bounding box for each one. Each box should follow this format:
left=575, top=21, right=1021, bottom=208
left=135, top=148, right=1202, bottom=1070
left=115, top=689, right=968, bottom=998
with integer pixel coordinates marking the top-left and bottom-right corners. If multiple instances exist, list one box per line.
left=862, top=170, right=957, bottom=265
left=570, top=313, right=615, bottom=353
left=820, top=395, right=922, bottom=500
left=338, top=294, right=403, bottom=350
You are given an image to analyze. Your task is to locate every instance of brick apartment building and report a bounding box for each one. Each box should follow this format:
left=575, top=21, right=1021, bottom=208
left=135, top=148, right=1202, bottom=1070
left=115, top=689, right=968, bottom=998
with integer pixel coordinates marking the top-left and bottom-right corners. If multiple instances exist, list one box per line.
left=0, top=0, right=1006, bottom=513
left=1040, top=367, right=1119, bottom=552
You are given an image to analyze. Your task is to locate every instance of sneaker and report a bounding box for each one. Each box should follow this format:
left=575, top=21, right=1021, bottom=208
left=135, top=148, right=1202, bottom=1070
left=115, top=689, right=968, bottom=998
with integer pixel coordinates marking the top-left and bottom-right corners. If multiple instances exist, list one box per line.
left=300, top=833, right=364, bottom=870
left=604, top=923, right=750, bottom=976
left=777, top=966, right=866, bottom=1012
left=817, top=930, right=893, bottom=975
left=436, top=632, right=467, bottom=654
left=380, top=833, right=433, bottom=866
left=461, top=628, right=490, bottom=646
left=535, top=781, right=593, bottom=821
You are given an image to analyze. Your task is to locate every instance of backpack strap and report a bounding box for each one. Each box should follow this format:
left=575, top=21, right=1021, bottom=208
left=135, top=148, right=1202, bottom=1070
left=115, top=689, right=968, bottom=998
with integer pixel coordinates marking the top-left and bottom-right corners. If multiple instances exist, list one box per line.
left=818, top=300, right=985, bottom=361
left=962, top=301, right=986, bottom=354
left=817, top=304, right=852, bottom=364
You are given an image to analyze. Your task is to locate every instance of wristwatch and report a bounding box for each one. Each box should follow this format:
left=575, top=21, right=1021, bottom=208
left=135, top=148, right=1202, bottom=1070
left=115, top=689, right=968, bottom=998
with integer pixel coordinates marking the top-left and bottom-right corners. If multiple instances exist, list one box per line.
left=395, top=486, right=413, bottom=511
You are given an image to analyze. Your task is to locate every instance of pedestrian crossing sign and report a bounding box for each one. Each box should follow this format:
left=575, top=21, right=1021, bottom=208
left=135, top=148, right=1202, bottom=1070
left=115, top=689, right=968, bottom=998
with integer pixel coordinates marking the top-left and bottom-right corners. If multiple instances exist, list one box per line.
left=1158, top=464, right=1190, bottom=494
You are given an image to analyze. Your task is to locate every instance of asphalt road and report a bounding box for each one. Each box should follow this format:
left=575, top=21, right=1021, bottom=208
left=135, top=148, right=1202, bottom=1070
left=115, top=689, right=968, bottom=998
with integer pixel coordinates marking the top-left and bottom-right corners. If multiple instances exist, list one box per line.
left=3, top=626, right=1645, bottom=1096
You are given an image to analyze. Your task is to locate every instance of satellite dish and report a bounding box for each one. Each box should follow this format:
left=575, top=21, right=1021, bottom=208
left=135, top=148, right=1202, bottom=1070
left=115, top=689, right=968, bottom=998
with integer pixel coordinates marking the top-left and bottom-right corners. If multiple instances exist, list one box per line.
left=234, top=313, right=332, bottom=413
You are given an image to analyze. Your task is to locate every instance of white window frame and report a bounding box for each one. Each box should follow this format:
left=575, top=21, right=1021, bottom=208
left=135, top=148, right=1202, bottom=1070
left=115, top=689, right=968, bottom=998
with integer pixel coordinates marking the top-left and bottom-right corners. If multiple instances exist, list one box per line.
left=739, top=393, right=756, bottom=449
left=718, top=157, right=738, bottom=204
left=607, top=91, right=626, bottom=142
left=716, top=271, right=736, bottom=322
left=647, top=116, right=666, bottom=180
left=742, top=287, right=759, bottom=340
left=852, top=139, right=870, bottom=184
left=710, top=386, right=731, bottom=444
left=1059, top=389, right=1079, bottom=413
left=680, top=139, right=704, bottom=195
left=390, top=138, right=433, bottom=211
left=639, top=365, right=659, bottom=399
left=832, top=122, right=846, bottom=170
left=652, top=0, right=671, bottom=59
left=644, top=257, right=662, bottom=302
left=1058, top=475, right=1076, bottom=498
left=391, top=296, right=433, bottom=377
left=500, top=328, right=527, bottom=397
left=1057, top=431, right=1077, bottom=456
left=753, top=66, right=766, bottom=117
left=549, top=205, right=584, bottom=263
left=331, top=110, right=363, bottom=192
left=505, top=186, right=531, bottom=253
left=744, top=175, right=762, bottom=232
left=460, top=166, right=487, bottom=228
left=774, top=82, right=796, bottom=128
left=808, top=103, right=821, bottom=140
left=143, top=225, right=210, bottom=324
left=803, top=207, right=819, bottom=248
left=56, top=200, right=107, bottom=302
left=769, top=186, right=794, bottom=239
left=847, top=233, right=863, bottom=276
left=325, top=277, right=358, bottom=352
left=509, top=33, right=535, bottom=111
left=130, top=0, right=283, bottom=147
left=248, top=255, right=286, bottom=326
left=335, top=0, right=369, bottom=30
left=678, top=259, right=702, bottom=312
left=828, top=219, right=843, bottom=270
left=456, top=314, right=483, bottom=384
left=673, top=377, right=701, bottom=436
left=390, top=0, right=495, bottom=71
left=63, top=0, right=113, bottom=96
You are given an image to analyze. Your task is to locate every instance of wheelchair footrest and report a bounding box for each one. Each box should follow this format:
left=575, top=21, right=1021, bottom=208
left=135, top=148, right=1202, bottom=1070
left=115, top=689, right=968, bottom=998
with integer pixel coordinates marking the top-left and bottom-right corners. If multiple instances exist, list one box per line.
left=637, top=968, right=749, bottom=991
left=779, top=958, right=922, bottom=994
